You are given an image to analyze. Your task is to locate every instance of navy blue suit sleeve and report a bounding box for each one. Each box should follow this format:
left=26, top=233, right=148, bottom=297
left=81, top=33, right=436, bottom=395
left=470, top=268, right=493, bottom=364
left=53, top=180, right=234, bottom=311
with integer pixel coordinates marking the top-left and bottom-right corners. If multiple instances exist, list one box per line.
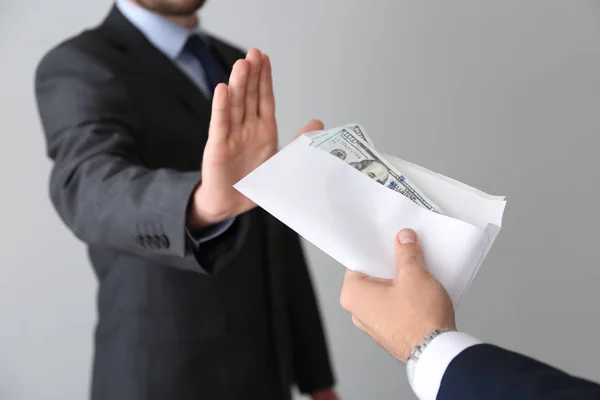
left=438, top=344, right=600, bottom=400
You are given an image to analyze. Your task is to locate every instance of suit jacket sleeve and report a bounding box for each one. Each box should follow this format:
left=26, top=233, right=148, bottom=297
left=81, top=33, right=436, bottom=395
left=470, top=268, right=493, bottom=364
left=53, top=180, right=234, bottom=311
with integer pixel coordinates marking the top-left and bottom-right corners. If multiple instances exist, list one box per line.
left=35, top=43, right=234, bottom=274
left=438, top=344, right=600, bottom=400
left=276, top=220, right=336, bottom=394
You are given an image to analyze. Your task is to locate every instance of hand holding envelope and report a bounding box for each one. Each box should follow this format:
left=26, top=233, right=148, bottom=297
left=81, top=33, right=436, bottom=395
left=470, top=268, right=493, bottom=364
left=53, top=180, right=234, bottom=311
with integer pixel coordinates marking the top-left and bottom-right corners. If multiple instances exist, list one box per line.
left=235, top=123, right=506, bottom=306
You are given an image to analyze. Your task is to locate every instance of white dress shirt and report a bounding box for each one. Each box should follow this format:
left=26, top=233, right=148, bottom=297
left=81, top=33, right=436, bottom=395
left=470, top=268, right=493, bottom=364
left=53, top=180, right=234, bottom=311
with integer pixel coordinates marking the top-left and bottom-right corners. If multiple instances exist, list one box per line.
left=410, top=332, right=483, bottom=400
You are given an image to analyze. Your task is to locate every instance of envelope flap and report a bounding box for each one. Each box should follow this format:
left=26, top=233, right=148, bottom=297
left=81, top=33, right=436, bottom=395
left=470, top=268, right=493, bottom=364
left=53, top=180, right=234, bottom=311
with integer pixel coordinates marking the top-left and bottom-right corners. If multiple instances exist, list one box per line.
left=384, top=154, right=507, bottom=230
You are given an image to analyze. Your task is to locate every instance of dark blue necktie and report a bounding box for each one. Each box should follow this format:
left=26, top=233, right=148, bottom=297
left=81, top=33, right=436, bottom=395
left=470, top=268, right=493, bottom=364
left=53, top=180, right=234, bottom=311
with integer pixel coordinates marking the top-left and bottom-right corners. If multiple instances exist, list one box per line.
left=184, top=35, right=226, bottom=94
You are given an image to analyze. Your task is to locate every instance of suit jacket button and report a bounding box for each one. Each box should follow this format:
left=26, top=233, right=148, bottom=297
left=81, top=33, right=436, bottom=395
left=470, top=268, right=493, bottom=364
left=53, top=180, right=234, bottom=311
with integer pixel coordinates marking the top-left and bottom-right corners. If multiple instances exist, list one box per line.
left=160, top=235, right=170, bottom=249
left=152, top=235, right=163, bottom=248
left=135, top=235, right=145, bottom=248
left=144, top=235, right=155, bottom=249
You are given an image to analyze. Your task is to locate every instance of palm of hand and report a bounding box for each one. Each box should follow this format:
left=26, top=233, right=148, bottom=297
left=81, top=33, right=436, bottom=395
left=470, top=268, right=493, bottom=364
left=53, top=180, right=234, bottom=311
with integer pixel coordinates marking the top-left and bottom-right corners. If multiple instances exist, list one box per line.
left=195, top=49, right=278, bottom=226
left=205, top=113, right=278, bottom=176
left=191, top=49, right=323, bottom=229
left=202, top=114, right=278, bottom=216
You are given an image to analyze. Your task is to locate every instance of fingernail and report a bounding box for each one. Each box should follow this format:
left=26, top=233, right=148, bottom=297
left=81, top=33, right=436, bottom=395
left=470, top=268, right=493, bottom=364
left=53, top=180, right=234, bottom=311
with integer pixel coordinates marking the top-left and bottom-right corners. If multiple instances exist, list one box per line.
left=397, top=229, right=416, bottom=244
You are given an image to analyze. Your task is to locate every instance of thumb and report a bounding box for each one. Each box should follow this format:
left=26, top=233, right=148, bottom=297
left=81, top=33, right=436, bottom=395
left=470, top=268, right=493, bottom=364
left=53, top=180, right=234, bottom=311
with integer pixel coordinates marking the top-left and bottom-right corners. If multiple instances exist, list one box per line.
left=395, top=229, right=426, bottom=273
left=294, top=119, right=325, bottom=140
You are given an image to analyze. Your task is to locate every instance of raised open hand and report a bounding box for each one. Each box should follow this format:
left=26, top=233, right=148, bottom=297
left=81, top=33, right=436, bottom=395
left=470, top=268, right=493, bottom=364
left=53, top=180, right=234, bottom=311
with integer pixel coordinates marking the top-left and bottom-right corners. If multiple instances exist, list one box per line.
left=188, top=49, right=323, bottom=229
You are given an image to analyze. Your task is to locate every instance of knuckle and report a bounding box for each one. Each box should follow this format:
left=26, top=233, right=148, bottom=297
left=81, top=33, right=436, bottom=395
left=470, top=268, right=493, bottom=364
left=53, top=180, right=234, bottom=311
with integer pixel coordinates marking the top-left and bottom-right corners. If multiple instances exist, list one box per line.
left=339, top=289, right=353, bottom=311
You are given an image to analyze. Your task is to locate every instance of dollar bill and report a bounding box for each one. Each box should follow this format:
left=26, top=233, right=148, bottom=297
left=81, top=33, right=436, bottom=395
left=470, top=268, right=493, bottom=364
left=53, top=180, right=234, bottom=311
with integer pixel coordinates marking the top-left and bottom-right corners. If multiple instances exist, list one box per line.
left=343, top=123, right=374, bottom=145
left=308, top=123, right=373, bottom=147
left=308, top=126, right=443, bottom=214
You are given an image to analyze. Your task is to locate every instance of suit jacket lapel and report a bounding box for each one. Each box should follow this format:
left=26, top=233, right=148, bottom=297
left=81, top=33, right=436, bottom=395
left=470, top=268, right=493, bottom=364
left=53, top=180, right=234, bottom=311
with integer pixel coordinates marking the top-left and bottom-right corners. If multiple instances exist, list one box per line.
left=97, top=6, right=242, bottom=119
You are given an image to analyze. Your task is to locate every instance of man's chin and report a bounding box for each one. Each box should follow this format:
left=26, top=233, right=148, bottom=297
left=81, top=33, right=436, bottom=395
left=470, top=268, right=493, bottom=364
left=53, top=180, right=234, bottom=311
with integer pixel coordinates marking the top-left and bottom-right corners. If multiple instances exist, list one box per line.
left=137, top=0, right=207, bottom=16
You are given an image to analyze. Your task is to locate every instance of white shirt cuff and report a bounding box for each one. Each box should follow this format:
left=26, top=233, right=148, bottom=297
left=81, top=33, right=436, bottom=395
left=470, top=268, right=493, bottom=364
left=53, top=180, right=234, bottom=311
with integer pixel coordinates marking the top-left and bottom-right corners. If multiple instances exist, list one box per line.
left=410, top=331, right=482, bottom=400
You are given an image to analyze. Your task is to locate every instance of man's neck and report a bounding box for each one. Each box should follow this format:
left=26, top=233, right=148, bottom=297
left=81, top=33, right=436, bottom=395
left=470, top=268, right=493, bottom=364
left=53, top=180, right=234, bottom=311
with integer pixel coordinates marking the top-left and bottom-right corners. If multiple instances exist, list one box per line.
left=129, top=0, right=198, bottom=28
left=165, top=14, right=198, bottom=29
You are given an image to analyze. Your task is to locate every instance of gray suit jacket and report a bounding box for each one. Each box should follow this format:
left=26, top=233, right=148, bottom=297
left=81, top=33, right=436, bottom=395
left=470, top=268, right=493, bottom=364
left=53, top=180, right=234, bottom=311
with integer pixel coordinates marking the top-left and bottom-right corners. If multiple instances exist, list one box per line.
left=35, top=6, right=335, bottom=400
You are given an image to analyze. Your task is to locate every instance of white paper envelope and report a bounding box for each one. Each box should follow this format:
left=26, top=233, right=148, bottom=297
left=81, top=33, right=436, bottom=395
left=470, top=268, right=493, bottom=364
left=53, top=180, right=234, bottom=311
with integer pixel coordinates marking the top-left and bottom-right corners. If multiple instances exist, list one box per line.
left=234, top=134, right=506, bottom=305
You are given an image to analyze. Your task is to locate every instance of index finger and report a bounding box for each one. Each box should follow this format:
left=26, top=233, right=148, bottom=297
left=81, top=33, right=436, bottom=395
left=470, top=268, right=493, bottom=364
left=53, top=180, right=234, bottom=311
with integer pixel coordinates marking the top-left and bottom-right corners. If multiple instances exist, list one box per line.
left=345, top=269, right=393, bottom=284
left=340, top=269, right=391, bottom=313
left=258, top=53, right=275, bottom=118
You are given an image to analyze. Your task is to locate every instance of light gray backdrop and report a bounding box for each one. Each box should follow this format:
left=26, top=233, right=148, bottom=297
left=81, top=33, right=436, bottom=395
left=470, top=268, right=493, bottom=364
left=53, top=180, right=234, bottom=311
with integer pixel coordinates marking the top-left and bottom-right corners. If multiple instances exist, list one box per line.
left=1, top=0, right=599, bottom=399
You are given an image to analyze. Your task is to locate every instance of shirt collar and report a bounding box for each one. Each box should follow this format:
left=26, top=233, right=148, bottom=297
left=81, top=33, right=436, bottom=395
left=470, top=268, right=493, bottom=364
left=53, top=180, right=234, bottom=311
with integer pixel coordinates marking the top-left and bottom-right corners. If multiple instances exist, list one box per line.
left=116, top=0, right=203, bottom=59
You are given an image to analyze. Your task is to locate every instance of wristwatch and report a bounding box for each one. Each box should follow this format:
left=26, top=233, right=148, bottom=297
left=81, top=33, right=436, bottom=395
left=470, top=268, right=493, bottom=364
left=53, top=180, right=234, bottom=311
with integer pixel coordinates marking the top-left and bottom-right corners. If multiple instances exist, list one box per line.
left=406, top=328, right=451, bottom=386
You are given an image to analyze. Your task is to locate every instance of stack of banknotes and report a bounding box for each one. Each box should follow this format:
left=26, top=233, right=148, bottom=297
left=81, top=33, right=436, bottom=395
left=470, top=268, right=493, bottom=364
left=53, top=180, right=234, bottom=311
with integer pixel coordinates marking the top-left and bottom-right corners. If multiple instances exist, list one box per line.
left=308, top=123, right=443, bottom=214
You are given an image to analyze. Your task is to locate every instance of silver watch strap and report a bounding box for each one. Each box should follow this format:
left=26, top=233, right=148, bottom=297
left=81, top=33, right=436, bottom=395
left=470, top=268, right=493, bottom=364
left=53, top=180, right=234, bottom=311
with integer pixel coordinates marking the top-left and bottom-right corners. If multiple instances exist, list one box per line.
left=406, top=328, right=451, bottom=386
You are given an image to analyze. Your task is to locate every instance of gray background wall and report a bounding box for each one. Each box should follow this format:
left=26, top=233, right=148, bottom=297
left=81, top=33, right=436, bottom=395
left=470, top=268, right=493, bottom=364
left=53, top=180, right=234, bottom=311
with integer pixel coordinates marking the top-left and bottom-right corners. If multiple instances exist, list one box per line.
left=1, top=0, right=599, bottom=399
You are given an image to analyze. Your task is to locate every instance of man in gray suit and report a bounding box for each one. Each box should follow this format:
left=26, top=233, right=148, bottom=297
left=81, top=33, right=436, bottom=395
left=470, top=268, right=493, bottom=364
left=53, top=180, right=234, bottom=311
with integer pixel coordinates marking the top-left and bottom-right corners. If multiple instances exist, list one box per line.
left=35, top=1, right=337, bottom=399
